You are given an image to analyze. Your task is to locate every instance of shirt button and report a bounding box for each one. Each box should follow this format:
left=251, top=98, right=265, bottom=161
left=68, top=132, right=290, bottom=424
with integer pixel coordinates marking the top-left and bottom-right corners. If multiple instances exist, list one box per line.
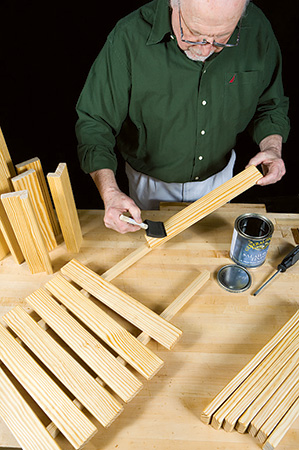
left=195, top=177, right=199, bottom=181
left=203, top=69, right=207, bottom=74
left=170, top=34, right=175, bottom=40
left=198, top=155, right=203, bottom=160
left=202, top=100, right=207, bottom=106
left=200, top=130, right=206, bottom=135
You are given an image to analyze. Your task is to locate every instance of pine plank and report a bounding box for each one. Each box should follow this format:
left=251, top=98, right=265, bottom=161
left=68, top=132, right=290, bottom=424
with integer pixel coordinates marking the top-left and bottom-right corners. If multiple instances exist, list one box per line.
left=250, top=362, right=299, bottom=437
left=261, top=392, right=299, bottom=450
left=0, top=201, right=18, bottom=262
left=0, top=127, right=16, bottom=177
left=47, top=163, right=82, bottom=253
left=4, top=305, right=123, bottom=428
left=237, top=349, right=299, bottom=433
left=0, top=323, right=97, bottom=449
left=12, top=169, right=57, bottom=251
left=1, top=191, right=52, bottom=274
left=0, top=148, right=13, bottom=194
left=219, top=326, right=299, bottom=432
left=145, top=165, right=262, bottom=249
left=61, top=259, right=182, bottom=350
left=26, top=287, right=143, bottom=403
left=46, top=274, right=164, bottom=379
left=15, top=157, right=60, bottom=235
left=0, top=365, right=62, bottom=450
left=200, top=310, right=299, bottom=426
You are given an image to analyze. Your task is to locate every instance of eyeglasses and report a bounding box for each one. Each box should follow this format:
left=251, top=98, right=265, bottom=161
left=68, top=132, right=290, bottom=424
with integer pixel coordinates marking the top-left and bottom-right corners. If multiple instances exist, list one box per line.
left=178, top=1, right=241, bottom=48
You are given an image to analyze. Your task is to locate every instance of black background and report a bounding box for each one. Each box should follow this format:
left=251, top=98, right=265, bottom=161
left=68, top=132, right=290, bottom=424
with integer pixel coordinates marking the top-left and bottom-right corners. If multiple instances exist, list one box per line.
left=1, top=0, right=298, bottom=211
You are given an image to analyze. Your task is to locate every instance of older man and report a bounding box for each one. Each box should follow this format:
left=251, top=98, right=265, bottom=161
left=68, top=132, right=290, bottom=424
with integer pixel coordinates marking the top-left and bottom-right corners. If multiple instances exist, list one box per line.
left=76, top=0, right=290, bottom=233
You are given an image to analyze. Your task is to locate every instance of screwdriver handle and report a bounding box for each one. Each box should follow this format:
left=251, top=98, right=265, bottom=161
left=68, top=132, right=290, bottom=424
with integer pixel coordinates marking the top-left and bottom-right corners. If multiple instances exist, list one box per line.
left=277, top=245, right=299, bottom=272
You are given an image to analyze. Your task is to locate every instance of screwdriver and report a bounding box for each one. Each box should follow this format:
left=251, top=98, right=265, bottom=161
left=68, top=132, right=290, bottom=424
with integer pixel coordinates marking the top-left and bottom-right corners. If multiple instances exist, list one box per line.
left=253, top=245, right=299, bottom=296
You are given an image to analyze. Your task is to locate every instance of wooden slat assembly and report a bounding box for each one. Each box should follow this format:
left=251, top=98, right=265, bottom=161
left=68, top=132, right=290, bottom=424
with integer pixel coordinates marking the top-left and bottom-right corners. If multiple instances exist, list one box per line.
left=11, top=169, right=57, bottom=251
left=1, top=190, right=52, bottom=274
left=47, top=163, right=82, bottom=253
left=45, top=274, right=164, bottom=379
left=200, top=310, right=299, bottom=450
left=102, top=166, right=262, bottom=281
left=61, top=259, right=182, bottom=350
left=15, top=157, right=60, bottom=235
left=0, top=323, right=97, bottom=449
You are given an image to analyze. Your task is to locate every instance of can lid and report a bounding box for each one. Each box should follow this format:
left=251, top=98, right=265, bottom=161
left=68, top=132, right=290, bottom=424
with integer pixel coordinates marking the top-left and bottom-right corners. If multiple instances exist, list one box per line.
left=217, top=264, right=252, bottom=293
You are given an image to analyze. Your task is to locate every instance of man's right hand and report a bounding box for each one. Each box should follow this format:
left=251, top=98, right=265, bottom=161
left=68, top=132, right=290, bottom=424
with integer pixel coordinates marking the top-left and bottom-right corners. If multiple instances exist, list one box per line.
left=90, top=168, right=143, bottom=234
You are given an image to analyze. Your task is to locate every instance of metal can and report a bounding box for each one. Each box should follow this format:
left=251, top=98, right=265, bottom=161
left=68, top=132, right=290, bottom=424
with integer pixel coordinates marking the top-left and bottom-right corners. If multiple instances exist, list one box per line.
left=230, top=213, right=274, bottom=268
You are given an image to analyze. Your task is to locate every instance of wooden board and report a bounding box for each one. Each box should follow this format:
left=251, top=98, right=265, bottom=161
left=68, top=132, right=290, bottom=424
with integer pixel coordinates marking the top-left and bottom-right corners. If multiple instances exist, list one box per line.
left=47, top=163, right=82, bottom=253
left=15, top=157, right=60, bottom=235
left=0, top=127, right=16, bottom=177
left=61, top=259, right=182, bottom=350
left=11, top=169, right=57, bottom=251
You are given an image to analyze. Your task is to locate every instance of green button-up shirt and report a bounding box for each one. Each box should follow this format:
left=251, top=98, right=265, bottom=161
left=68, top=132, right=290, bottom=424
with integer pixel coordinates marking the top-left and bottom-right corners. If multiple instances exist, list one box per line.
left=76, top=0, right=290, bottom=183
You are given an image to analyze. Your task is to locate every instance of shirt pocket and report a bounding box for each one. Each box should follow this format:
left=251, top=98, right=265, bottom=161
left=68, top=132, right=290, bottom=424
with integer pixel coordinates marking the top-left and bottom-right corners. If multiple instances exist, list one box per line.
left=223, top=71, right=262, bottom=131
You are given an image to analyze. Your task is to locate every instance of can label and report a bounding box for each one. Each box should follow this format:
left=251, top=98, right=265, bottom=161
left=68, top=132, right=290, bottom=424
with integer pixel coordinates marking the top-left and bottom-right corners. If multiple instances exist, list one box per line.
left=230, top=213, right=274, bottom=268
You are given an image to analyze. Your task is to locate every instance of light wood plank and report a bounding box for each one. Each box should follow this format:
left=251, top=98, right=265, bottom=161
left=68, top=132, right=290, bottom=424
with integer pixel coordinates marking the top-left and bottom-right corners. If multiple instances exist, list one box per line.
left=0, top=365, right=62, bottom=450
left=250, top=362, right=299, bottom=437
left=0, top=149, right=12, bottom=194
left=61, top=259, right=182, bottom=350
left=145, top=166, right=262, bottom=249
left=0, top=323, right=97, bottom=449
left=26, top=288, right=143, bottom=403
left=219, top=326, right=299, bottom=432
left=4, top=305, right=123, bottom=427
left=200, top=310, right=299, bottom=426
left=46, top=274, right=164, bottom=379
left=47, top=163, right=82, bottom=253
left=12, top=169, right=57, bottom=251
left=1, top=191, right=52, bottom=274
left=0, top=127, right=16, bottom=177
left=15, top=157, right=60, bottom=235
left=261, top=392, right=299, bottom=450
left=237, top=349, right=299, bottom=433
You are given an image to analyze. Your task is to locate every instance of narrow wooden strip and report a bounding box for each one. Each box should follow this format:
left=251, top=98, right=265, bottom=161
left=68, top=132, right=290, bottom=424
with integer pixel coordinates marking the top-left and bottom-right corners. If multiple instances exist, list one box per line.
left=45, top=274, right=164, bottom=379
left=2, top=191, right=52, bottom=274
left=250, top=363, right=299, bottom=437
left=220, top=327, right=299, bottom=432
left=0, top=227, right=9, bottom=261
left=0, top=365, right=62, bottom=450
left=0, top=127, right=16, bottom=177
left=0, top=148, right=12, bottom=194
left=200, top=310, right=299, bottom=426
left=61, top=259, right=182, bottom=350
left=261, top=392, right=299, bottom=450
left=4, top=305, right=123, bottom=428
left=26, top=288, right=143, bottom=403
left=0, top=201, right=19, bottom=262
left=237, top=350, right=299, bottom=433
left=16, top=157, right=60, bottom=235
left=145, top=166, right=262, bottom=249
left=0, top=323, right=97, bottom=449
left=12, top=169, right=57, bottom=251
left=47, top=163, right=82, bottom=253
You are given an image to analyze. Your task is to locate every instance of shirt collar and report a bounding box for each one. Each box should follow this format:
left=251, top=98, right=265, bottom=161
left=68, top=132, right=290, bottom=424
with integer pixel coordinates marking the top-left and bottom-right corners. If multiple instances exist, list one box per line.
left=146, top=0, right=173, bottom=45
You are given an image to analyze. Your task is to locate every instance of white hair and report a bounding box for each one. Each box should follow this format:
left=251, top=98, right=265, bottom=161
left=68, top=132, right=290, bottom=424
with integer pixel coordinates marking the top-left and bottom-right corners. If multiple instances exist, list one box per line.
left=170, top=0, right=251, bottom=16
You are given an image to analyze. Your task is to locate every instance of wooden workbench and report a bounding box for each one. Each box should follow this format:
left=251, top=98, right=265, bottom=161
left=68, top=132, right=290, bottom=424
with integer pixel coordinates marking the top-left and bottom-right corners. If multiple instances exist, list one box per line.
left=0, top=203, right=299, bottom=450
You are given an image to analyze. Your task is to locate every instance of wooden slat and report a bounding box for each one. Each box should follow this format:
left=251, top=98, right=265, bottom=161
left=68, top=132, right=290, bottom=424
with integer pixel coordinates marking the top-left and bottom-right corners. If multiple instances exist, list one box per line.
left=15, top=157, right=60, bottom=235
left=47, top=163, right=82, bottom=253
left=0, top=323, right=97, bottom=449
left=145, top=165, right=262, bottom=249
left=260, top=390, right=299, bottom=450
left=1, top=191, right=52, bottom=274
left=45, top=274, right=164, bottom=379
left=0, top=127, right=16, bottom=177
left=0, top=365, right=62, bottom=450
left=200, top=310, right=299, bottom=426
left=250, top=362, right=299, bottom=437
left=236, top=349, right=299, bottom=433
left=61, top=259, right=182, bottom=350
left=3, top=305, right=123, bottom=428
left=25, top=288, right=143, bottom=403
left=12, top=169, right=57, bottom=251
left=219, top=326, right=299, bottom=432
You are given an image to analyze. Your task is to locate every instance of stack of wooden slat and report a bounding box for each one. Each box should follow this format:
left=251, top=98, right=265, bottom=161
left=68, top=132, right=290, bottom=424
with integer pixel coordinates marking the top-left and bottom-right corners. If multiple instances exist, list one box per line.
left=0, top=258, right=209, bottom=450
left=0, top=127, right=83, bottom=274
left=200, top=310, right=299, bottom=450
